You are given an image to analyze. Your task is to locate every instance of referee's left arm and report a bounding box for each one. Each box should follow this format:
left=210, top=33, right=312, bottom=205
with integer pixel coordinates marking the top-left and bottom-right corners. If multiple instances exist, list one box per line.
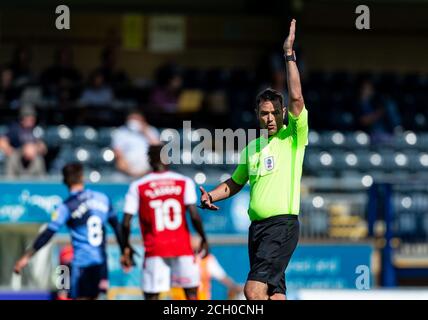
left=283, top=19, right=304, bottom=117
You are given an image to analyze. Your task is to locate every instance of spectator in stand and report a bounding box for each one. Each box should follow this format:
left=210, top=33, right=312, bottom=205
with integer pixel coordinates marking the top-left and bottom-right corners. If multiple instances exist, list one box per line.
left=40, top=46, right=82, bottom=102
left=357, top=79, right=402, bottom=144
left=5, top=141, right=46, bottom=179
left=149, top=63, right=183, bottom=113
left=79, top=70, right=114, bottom=107
left=111, top=110, right=160, bottom=180
left=0, top=104, right=47, bottom=157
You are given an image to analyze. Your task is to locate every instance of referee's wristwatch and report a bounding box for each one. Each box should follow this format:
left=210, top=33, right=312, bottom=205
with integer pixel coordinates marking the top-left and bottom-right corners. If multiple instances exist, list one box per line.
left=284, top=51, right=296, bottom=62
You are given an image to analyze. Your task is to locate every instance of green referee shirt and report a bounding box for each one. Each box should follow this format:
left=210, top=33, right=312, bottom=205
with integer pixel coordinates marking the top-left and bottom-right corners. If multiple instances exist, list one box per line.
left=231, top=106, right=308, bottom=221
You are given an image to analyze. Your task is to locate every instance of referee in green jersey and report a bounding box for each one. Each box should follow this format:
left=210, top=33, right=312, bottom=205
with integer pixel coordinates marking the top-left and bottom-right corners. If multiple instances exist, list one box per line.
left=199, top=19, right=308, bottom=300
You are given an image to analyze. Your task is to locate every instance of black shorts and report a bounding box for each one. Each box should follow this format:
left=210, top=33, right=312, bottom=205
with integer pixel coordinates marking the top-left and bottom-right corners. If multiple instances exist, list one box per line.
left=247, top=214, right=299, bottom=295
left=70, top=264, right=103, bottom=299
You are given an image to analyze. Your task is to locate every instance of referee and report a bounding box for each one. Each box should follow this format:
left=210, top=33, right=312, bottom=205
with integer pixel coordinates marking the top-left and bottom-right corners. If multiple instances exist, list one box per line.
left=199, top=19, right=308, bottom=300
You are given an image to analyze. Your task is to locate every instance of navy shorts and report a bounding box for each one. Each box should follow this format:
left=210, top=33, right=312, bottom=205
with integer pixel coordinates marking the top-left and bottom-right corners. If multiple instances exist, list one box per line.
left=247, top=214, right=300, bottom=295
left=70, top=263, right=103, bottom=299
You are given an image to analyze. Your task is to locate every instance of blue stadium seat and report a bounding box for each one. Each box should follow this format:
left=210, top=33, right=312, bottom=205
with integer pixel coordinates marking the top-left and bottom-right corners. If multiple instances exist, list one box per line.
left=72, top=147, right=99, bottom=164
left=308, top=130, right=321, bottom=148
left=97, top=127, right=115, bottom=147
left=345, top=131, right=370, bottom=149
left=96, top=147, right=116, bottom=167
left=393, top=131, right=418, bottom=149
left=0, top=125, right=8, bottom=136
left=73, top=126, right=98, bottom=145
left=377, top=148, right=395, bottom=171
left=319, top=131, right=346, bottom=148
left=44, top=125, right=73, bottom=147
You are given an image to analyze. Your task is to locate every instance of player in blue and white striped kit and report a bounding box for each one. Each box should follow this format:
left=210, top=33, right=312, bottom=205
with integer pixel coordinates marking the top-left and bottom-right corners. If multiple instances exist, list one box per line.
left=14, top=162, right=125, bottom=299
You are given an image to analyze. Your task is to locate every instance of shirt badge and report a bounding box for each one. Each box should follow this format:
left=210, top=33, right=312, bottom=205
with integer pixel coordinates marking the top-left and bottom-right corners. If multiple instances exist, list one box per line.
left=51, top=210, right=59, bottom=221
left=264, top=156, right=274, bottom=171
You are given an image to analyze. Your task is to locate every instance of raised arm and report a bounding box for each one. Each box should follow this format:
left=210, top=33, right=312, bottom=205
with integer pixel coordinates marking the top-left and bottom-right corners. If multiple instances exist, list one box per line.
left=283, top=19, right=304, bottom=117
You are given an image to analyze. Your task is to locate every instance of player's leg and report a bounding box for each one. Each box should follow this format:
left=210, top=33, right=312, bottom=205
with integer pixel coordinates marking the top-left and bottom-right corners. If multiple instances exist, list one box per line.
left=268, top=273, right=286, bottom=300
left=172, top=255, right=200, bottom=300
left=144, top=292, right=160, bottom=300
left=98, top=260, right=109, bottom=299
left=245, top=220, right=269, bottom=300
left=183, top=287, right=198, bottom=300
left=142, top=256, right=171, bottom=300
left=76, top=264, right=103, bottom=300
left=244, top=280, right=269, bottom=300
left=69, top=264, right=80, bottom=300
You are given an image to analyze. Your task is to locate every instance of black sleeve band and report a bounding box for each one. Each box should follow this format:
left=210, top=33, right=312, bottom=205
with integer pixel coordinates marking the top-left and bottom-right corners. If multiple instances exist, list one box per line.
left=32, top=228, right=56, bottom=252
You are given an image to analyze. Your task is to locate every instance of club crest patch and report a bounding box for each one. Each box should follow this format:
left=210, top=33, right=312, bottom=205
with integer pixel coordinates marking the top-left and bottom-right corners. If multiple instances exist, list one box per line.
left=264, top=156, right=274, bottom=171
left=51, top=210, right=59, bottom=221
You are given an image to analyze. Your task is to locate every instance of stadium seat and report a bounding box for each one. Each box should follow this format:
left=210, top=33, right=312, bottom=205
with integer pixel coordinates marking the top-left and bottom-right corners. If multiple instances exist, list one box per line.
left=44, top=125, right=73, bottom=147
left=345, top=131, right=370, bottom=149
left=308, top=130, right=321, bottom=148
left=72, top=126, right=98, bottom=146
left=72, top=147, right=99, bottom=164
left=0, top=125, right=8, bottom=136
left=417, top=133, right=428, bottom=149
left=97, top=147, right=116, bottom=167
left=319, top=131, right=347, bottom=148
left=97, top=127, right=115, bottom=146
left=393, top=131, right=418, bottom=149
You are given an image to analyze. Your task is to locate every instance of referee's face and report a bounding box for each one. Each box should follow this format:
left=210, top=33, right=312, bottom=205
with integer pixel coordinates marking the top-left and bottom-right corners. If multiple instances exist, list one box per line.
left=257, top=100, right=285, bottom=136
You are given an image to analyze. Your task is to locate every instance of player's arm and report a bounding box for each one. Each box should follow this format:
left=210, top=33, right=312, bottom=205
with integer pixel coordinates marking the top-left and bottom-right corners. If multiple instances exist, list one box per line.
left=14, top=228, right=56, bottom=274
left=107, top=202, right=126, bottom=254
left=187, top=205, right=209, bottom=258
left=120, top=213, right=136, bottom=268
left=199, top=178, right=244, bottom=211
left=120, top=182, right=139, bottom=269
left=121, top=213, right=133, bottom=250
left=284, top=19, right=304, bottom=117
left=14, top=205, right=69, bottom=274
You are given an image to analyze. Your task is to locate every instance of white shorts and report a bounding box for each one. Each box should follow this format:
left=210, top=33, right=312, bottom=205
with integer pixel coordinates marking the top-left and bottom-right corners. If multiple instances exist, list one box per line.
left=142, top=255, right=200, bottom=293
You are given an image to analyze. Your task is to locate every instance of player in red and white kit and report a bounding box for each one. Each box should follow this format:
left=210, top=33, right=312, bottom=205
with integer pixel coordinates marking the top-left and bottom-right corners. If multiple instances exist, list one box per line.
left=121, top=145, right=209, bottom=300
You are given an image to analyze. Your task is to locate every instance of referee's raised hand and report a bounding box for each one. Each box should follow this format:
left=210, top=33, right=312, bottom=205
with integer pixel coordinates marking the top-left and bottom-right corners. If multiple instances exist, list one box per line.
left=283, top=18, right=296, bottom=56
left=199, top=186, right=220, bottom=211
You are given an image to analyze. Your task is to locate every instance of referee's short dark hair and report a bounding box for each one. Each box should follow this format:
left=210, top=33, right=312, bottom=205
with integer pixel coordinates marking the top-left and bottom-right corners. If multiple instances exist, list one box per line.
left=62, top=162, right=84, bottom=187
left=256, top=88, right=284, bottom=110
